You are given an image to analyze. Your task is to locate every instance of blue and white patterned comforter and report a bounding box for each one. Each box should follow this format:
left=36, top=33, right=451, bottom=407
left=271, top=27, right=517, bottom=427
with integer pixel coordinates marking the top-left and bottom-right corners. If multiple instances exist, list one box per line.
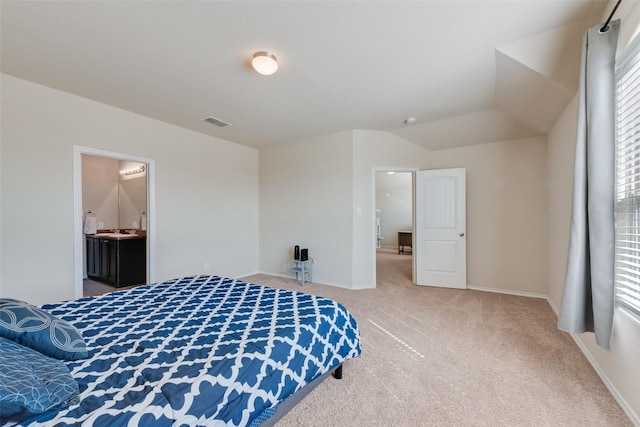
left=22, top=275, right=361, bottom=426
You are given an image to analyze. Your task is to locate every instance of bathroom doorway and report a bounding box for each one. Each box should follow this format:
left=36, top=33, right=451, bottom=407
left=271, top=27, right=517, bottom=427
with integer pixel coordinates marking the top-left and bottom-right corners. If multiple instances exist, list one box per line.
left=73, top=146, right=155, bottom=299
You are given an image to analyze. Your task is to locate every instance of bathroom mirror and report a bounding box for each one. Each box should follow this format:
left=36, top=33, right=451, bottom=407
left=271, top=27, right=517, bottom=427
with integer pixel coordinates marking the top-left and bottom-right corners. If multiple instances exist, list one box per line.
left=118, top=162, right=147, bottom=230
left=82, top=155, right=147, bottom=231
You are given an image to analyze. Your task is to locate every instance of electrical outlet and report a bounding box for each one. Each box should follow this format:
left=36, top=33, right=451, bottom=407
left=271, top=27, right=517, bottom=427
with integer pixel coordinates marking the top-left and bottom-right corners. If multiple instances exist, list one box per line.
left=204, top=262, right=210, bottom=272
left=133, top=221, right=139, bottom=228
left=98, top=221, right=104, bottom=229
left=312, top=258, right=316, bottom=265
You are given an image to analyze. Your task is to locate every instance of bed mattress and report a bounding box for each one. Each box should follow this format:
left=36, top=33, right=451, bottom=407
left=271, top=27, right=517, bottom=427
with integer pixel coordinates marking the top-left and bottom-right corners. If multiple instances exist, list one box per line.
left=19, top=275, right=361, bottom=426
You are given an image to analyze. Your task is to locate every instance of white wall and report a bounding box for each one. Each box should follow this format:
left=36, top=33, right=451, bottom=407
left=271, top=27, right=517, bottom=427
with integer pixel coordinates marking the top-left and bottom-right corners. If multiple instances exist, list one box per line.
left=428, top=137, right=548, bottom=295
left=375, top=172, right=413, bottom=250
left=350, top=130, right=548, bottom=294
left=259, top=131, right=354, bottom=286
left=0, top=74, right=259, bottom=305
left=263, top=129, right=549, bottom=294
left=546, top=96, right=578, bottom=307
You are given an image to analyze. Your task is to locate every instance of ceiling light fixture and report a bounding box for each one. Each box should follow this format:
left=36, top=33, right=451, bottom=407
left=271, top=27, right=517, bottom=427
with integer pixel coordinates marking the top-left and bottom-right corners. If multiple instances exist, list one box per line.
left=404, top=116, right=417, bottom=125
left=251, top=51, right=278, bottom=75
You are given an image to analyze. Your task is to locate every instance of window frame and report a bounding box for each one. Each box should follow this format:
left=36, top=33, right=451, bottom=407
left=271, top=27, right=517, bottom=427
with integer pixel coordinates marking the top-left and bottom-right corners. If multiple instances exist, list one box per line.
left=614, top=31, right=640, bottom=318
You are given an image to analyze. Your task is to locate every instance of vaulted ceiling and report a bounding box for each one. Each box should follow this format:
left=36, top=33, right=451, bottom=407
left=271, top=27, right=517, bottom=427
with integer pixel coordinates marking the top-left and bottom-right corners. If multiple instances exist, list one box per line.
left=0, top=1, right=608, bottom=150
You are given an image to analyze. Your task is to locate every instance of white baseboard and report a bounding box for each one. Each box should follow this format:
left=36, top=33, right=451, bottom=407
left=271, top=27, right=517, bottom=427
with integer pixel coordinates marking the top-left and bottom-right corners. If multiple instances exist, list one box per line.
left=234, top=270, right=261, bottom=279
left=242, top=271, right=374, bottom=290
left=546, top=297, right=560, bottom=315
left=242, top=271, right=286, bottom=280
left=466, top=285, right=547, bottom=300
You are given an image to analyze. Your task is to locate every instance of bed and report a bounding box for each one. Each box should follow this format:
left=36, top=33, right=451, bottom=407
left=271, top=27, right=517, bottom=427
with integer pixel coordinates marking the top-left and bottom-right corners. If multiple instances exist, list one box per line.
left=0, top=275, right=361, bottom=426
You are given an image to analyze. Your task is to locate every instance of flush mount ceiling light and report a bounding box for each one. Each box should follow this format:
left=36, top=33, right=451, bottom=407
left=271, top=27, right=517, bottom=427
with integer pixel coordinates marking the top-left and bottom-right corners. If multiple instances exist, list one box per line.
left=404, top=116, right=417, bottom=125
left=251, top=51, right=278, bottom=75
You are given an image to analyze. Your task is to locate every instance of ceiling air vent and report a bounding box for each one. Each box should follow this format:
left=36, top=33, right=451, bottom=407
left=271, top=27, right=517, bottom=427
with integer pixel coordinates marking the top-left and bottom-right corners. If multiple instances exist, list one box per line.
left=203, top=116, right=231, bottom=127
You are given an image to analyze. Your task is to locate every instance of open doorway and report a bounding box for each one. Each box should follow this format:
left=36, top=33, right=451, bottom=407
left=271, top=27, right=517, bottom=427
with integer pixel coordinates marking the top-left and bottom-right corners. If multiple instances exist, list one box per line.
left=73, top=146, right=155, bottom=299
left=374, top=170, right=414, bottom=286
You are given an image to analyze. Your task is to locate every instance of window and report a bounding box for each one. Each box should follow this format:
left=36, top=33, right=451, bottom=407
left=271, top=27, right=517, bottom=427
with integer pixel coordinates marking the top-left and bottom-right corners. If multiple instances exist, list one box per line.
left=615, top=34, right=640, bottom=316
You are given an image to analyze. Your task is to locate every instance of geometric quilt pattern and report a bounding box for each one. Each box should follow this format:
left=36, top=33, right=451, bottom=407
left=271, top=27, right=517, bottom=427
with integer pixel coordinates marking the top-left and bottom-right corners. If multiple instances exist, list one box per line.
left=15, top=275, right=361, bottom=426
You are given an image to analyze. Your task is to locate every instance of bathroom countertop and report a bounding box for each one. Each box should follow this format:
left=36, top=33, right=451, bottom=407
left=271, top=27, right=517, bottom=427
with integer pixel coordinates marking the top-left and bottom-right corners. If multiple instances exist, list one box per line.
left=86, top=232, right=146, bottom=240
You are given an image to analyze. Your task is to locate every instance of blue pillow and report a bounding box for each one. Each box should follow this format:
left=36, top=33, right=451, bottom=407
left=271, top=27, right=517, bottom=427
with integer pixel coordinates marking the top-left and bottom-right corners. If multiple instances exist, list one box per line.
left=0, top=298, right=88, bottom=360
left=0, top=337, right=80, bottom=423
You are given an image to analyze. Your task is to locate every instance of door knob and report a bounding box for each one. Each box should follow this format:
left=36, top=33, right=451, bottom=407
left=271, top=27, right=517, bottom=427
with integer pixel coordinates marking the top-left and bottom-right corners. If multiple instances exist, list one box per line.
left=459, top=232, right=465, bottom=237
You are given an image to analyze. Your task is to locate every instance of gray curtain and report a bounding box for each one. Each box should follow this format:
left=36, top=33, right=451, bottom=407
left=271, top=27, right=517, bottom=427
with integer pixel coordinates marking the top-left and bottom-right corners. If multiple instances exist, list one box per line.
left=558, top=21, right=619, bottom=350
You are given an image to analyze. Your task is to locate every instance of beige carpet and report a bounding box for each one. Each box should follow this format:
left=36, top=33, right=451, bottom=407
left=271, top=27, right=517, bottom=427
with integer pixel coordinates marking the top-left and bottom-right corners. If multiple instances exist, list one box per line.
left=242, top=252, right=631, bottom=426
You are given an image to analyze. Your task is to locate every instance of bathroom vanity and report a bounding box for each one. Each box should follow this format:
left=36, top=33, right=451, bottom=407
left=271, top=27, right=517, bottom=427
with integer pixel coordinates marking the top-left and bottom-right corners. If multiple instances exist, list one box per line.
left=86, top=233, right=146, bottom=287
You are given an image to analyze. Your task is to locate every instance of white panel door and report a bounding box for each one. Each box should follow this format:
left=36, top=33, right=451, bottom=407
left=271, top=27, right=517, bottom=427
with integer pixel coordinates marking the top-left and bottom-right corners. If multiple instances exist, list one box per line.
left=415, top=168, right=466, bottom=288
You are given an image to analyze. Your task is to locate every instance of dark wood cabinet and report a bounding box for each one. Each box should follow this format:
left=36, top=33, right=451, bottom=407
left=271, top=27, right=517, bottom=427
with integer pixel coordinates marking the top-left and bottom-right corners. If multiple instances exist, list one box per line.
left=86, top=237, right=99, bottom=277
left=101, top=238, right=116, bottom=282
left=86, top=236, right=146, bottom=287
left=398, top=231, right=412, bottom=254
